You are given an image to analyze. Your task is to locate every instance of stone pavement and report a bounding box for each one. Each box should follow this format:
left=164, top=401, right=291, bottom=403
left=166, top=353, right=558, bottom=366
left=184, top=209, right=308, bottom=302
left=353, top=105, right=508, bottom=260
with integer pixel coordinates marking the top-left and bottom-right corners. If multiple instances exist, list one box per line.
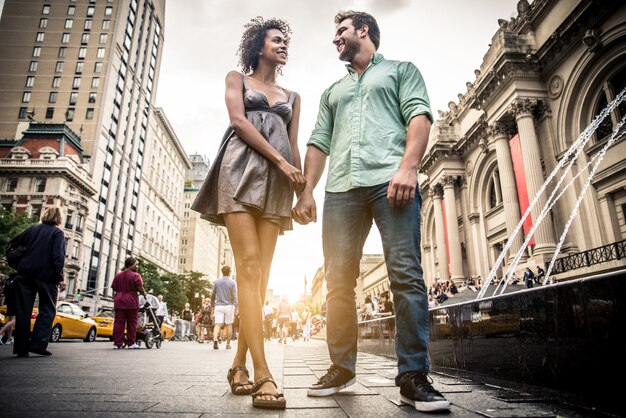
left=0, top=337, right=613, bottom=417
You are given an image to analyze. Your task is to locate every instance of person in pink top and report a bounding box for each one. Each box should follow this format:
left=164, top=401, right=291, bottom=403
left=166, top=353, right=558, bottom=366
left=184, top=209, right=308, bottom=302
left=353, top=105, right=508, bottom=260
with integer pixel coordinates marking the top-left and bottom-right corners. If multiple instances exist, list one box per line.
left=111, top=257, right=148, bottom=349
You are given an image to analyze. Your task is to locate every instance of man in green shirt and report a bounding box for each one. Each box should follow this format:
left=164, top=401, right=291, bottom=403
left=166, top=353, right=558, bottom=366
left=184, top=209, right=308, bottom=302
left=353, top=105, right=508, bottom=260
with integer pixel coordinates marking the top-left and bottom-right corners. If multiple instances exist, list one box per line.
left=293, top=10, right=450, bottom=412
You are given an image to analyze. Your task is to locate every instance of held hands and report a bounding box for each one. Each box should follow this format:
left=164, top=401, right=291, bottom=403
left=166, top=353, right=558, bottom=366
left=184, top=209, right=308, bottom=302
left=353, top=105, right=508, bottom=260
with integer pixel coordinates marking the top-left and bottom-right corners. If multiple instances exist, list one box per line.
left=387, top=168, right=417, bottom=207
left=292, top=189, right=317, bottom=225
left=277, top=159, right=307, bottom=196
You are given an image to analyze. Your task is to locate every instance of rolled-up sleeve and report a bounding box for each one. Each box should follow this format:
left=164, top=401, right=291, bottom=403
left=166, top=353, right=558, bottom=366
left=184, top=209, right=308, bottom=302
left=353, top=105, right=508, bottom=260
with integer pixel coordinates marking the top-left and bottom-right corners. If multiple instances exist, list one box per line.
left=398, top=62, right=433, bottom=125
left=307, top=89, right=333, bottom=155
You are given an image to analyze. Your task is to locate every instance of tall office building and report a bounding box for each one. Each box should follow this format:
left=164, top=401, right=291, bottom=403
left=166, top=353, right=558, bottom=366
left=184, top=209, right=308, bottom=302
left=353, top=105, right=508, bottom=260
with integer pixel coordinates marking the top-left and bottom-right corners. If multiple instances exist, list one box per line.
left=0, top=0, right=166, bottom=296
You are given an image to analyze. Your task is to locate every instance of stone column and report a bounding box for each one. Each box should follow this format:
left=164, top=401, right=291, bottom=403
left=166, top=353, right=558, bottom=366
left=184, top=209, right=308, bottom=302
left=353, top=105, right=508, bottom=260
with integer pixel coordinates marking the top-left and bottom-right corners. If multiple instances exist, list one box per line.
left=598, top=194, right=620, bottom=244
left=442, top=176, right=464, bottom=283
left=431, top=185, right=449, bottom=282
left=510, top=99, right=556, bottom=256
left=459, top=178, right=477, bottom=276
left=488, top=121, right=527, bottom=263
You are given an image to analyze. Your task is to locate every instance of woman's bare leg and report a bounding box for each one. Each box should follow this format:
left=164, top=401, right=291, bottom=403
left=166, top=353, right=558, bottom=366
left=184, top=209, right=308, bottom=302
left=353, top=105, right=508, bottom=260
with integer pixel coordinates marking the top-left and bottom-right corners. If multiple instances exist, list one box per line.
left=224, top=213, right=280, bottom=400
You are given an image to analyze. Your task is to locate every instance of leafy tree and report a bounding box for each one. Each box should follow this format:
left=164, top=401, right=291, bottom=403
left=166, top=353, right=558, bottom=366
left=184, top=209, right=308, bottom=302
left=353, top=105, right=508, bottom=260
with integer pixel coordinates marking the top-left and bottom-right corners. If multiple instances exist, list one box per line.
left=180, top=271, right=212, bottom=312
left=0, top=207, right=37, bottom=274
left=137, top=258, right=166, bottom=296
left=163, top=273, right=186, bottom=314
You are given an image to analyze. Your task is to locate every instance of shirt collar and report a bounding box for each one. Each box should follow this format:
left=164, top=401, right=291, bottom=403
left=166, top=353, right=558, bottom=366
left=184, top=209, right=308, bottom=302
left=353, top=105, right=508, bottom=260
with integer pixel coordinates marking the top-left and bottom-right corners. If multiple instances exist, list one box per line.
left=346, top=53, right=384, bottom=74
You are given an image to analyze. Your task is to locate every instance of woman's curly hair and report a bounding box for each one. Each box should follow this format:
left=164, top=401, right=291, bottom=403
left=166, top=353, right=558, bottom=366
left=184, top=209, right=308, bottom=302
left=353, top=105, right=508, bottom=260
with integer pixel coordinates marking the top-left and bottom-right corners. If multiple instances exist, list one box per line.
left=237, top=16, right=292, bottom=75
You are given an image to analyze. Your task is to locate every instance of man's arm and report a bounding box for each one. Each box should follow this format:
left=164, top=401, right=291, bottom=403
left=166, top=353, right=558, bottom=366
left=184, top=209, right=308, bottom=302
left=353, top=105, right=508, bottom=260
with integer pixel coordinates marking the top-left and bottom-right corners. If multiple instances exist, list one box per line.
left=387, top=114, right=431, bottom=207
left=292, top=145, right=328, bottom=225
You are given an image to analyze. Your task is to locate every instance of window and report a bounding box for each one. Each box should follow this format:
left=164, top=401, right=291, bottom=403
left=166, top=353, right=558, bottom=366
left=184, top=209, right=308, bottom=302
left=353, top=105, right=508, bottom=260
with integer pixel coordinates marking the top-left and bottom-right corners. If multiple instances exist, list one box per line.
left=75, top=62, right=84, bottom=73
left=86, top=108, right=94, bottom=119
left=6, top=178, right=18, bottom=192
left=18, top=107, right=27, bottom=119
left=49, top=92, right=57, bottom=103
left=94, top=62, right=102, bottom=73
left=25, top=76, right=35, bottom=87
left=42, top=5, right=50, bottom=15
left=55, top=61, right=64, bottom=72
left=39, top=18, right=48, bottom=28
left=62, top=33, right=70, bottom=43
left=45, top=107, right=54, bottom=119
left=89, top=92, right=97, bottom=103
left=91, top=77, right=100, bottom=88
left=73, top=77, right=81, bottom=88
left=99, top=33, right=108, bottom=44
left=22, top=92, right=31, bottom=103
left=97, top=48, right=105, bottom=58
left=87, top=6, right=95, bottom=16
left=69, top=92, right=78, bottom=105
left=52, top=77, right=61, bottom=88
left=29, top=61, right=38, bottom=72
left=58, top=47, right=67, bottom=57
left=66, top=108, right=75, bottom=121
left=78, top=47, right=87, bottom=59
left=65, top=19, right=73, bottom=29
left=35, top=178, right=47, bottom=192
left=68, top=5, right=75, bottom=15
left=32, top=47, right=41, bottom=57
left=36, top=32, right=45, bottom=42
left=105, top=6, right=113, bottom=16
left=592, top=68, right=626, bottom=142
left=31, top=204, right=42, bottom=220
left=81, top=33, right=90, bottom=44
left=102, top=20, right=110, bottom=30
left=72, top=242, right=79, bottom=259
left=84, top=19, right=93, bottom=30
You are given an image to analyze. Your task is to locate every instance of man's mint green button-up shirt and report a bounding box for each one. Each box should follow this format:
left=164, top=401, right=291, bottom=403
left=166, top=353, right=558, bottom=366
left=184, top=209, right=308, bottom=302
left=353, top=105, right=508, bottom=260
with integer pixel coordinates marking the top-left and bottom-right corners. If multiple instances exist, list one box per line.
left=308, top=53, right=432, bottom=192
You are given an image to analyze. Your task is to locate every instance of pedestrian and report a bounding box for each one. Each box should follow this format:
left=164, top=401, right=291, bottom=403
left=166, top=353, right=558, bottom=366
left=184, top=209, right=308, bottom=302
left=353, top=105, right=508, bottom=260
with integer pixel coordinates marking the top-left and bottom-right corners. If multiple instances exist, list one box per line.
left=155, top=294, right=169, bottom=326
left=111, top=257, right=148, bottom=349
left=263, top=301, right=274, bottom=341
left=276, top=296, right=291, bottom=344
left=301, top=306, right=312, bottom=342
left=181, top=303, right=194, bottom=338
left=0, top=273, right=17, bottom=345
left=211, top=266, right=237, bottom=350
left=11, top=207, right=67, bottom=357
left=293, top=10, right=449, bottom=411
left=190, top=16, right=304, bottom=410
left=196, top=298, right=212, bottom=343
left=523, top=268, right=534, bottom=288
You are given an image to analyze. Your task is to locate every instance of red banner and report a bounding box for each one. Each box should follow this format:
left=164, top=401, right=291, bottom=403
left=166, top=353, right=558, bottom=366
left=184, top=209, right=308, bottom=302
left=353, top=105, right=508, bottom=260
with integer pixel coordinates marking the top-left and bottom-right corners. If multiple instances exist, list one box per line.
left=509, top=134, right=535, bottom=246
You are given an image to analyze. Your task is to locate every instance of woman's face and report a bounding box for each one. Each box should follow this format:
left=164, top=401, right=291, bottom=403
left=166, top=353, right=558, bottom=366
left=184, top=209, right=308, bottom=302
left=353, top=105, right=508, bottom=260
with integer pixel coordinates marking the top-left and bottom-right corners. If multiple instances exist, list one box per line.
left=259, top=28, right=288, bottom=66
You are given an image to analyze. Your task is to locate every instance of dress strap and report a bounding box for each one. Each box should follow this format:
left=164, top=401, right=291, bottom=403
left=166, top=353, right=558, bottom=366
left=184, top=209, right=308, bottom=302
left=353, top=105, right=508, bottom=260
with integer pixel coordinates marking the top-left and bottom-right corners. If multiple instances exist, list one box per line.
left=241, top=73, right=251, bottom=91
left=288, top=91, right=297, bottom=105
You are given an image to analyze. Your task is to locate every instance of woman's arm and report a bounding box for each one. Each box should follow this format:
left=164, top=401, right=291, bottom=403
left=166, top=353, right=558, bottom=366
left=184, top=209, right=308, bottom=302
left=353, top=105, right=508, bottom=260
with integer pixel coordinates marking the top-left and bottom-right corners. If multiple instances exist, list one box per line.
left=287, top=93, right=305, bottom=196
left=225, top=71, right=305, bottom=188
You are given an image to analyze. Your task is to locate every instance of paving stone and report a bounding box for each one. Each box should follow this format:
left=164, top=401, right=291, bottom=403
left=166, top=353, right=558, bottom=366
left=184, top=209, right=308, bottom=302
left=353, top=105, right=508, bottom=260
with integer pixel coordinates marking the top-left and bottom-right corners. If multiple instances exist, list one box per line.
left=282, top=388, right=340, bottom=408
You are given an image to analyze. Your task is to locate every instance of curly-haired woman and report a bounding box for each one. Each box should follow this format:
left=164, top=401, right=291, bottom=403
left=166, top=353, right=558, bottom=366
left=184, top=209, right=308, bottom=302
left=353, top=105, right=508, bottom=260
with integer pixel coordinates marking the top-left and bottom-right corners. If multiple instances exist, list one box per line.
left=192, top=17, right=305, bottom=410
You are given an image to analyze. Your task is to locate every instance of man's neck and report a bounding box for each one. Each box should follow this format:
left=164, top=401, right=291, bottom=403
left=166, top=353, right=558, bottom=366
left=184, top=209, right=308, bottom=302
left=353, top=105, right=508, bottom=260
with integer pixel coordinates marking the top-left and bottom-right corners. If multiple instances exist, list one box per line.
left=349, top=48, right=377, bottom=76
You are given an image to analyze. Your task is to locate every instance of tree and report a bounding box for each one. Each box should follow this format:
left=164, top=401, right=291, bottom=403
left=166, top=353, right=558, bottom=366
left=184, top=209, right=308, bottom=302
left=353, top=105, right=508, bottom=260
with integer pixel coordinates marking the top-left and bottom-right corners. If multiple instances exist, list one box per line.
left=0, top=207, right=36, bottom=274
left=137, top=258, right=166, bottom=296
left=163, top=273, right=186, bottom=314
left=180, top=271, right=212, bottom=312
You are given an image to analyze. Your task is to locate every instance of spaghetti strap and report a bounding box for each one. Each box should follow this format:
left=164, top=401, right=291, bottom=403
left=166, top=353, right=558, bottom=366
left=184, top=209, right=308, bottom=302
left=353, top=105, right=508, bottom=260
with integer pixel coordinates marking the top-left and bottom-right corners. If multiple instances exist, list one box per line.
left=241, top=73, right=251, bottom=91
left=288, top=91, right=296, bottom=105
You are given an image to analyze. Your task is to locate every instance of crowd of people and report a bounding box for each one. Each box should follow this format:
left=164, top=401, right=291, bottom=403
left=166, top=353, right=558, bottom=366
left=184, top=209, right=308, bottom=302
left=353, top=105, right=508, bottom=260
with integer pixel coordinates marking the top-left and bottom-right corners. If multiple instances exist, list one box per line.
left=357, top=291, right=394, bottom=322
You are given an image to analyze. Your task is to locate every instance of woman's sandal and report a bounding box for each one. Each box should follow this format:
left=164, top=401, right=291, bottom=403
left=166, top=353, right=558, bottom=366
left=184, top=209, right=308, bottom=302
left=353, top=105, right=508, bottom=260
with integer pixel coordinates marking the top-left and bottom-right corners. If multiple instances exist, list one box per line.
left=250, top=377, right=286, bottom=410
left=227, top=366, right=254, bottom=395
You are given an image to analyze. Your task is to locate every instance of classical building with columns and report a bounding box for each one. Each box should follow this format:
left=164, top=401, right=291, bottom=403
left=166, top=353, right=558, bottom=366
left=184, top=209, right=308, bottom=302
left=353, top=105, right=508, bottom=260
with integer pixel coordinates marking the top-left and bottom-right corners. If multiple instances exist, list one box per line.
left=420, top=0, right=626, bottom=285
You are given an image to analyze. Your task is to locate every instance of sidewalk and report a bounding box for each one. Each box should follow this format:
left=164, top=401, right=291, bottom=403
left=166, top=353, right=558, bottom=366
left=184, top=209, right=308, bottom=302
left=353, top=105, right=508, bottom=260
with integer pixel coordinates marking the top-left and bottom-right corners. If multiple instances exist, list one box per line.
left=0, top=338, right=610, bottom=417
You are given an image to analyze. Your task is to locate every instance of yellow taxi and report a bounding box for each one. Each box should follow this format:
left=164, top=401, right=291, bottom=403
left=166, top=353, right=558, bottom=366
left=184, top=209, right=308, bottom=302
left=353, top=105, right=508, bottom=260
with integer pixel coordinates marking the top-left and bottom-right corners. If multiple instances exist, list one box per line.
left=1, top=301, right=97, bottom=342
left=92, top=307, right=175, bottom=341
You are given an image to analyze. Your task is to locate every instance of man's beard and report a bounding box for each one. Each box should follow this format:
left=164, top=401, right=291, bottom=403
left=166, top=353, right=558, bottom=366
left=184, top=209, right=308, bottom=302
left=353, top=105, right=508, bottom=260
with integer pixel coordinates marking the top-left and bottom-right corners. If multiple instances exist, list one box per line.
left=339, top=36, right=360, bottom=62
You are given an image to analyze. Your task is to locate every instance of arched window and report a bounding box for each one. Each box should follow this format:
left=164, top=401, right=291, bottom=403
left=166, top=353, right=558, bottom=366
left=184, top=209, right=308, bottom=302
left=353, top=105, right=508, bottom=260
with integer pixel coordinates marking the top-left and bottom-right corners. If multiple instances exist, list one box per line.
left=593, top=67, right=626, bottom=142
left=489, top=182, right=498, bottom=209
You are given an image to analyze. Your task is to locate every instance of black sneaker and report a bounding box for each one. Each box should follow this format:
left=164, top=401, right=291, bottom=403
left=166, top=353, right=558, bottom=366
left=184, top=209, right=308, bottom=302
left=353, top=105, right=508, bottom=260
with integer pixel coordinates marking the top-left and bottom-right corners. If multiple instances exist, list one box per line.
left=307, top=365, right=356, bottom=397
left=213, top=340, right=218, bottom=350
left=399, top=372, right=450, bottom=412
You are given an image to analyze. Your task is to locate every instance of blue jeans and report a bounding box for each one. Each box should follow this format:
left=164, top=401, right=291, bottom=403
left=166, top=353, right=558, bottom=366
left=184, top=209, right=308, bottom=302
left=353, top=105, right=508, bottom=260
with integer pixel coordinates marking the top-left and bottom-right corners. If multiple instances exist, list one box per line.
left=322, top=182, right=429, bottom=384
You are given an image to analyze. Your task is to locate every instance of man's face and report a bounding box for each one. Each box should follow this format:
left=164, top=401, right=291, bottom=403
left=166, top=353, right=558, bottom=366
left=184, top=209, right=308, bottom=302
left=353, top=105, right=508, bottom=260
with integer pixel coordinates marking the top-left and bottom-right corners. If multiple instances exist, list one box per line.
left=333, top=18, right=361, bottom=62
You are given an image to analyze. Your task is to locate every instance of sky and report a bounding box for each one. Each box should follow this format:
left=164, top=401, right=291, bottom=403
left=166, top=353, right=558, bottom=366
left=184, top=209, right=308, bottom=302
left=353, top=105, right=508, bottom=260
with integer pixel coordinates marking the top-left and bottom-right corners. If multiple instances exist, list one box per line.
left=0, top=0, right=521, bottom=302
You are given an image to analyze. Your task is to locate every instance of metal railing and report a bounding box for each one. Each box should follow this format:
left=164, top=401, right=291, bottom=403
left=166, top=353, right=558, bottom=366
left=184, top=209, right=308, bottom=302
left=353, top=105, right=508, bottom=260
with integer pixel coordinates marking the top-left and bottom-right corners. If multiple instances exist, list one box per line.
left=357, top=316, right=396, bottom=359
left=551, top=239, right=626, bottom=274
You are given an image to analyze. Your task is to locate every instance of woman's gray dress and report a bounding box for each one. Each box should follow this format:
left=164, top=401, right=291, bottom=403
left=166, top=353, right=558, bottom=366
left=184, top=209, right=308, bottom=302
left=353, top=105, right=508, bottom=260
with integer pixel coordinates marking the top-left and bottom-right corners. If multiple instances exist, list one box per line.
left=191, top=75, right=296, bottom=233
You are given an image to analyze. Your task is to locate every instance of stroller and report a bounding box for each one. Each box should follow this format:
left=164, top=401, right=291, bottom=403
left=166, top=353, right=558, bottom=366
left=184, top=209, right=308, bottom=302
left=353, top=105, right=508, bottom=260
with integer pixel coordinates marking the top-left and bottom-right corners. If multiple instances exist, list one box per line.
left=135, top=295, right=164, bottom=349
